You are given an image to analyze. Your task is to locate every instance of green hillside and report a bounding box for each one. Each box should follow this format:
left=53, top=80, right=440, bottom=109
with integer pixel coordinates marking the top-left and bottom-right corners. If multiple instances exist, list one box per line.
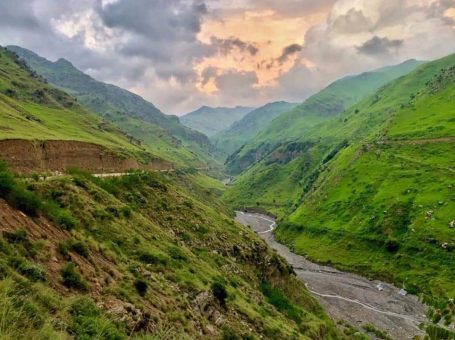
left=225, top=59, right=423, bottom=175
left=271, top=54, right=455, bottom=308
left=212, top=101, right=297, bottom=155
left=0, top=164, right=343, bottom=339
left=7, top=46, right=219, bottom=167
left=0, top=45, right=344, bottom=339
left=181, top=105, right=254, bottom=137
left=0, top=46, right=153, bottom=161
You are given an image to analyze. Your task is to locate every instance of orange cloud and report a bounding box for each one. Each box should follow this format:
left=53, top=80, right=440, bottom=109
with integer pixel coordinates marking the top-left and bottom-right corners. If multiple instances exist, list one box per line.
left=196, top=9, right=325, bottom=94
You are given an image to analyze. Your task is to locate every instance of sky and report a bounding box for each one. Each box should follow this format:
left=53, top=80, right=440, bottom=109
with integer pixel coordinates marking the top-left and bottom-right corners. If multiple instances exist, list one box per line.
left=0, top=0, right=454, bottom=115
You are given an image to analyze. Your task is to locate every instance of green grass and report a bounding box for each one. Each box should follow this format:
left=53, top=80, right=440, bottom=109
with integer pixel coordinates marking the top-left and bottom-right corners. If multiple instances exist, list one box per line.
left=212, top=101, right=297, bottom=156
left=6, top=45, right=222, bottom=168
left=224, top=59, right=423, bottom=174
left=0, top=46, right=161, bottom=165
left=181, top=106, right=253, bottom=137
left=0, top=163, right=342, bottom=338
left=266, top=54, right=455, bottom=309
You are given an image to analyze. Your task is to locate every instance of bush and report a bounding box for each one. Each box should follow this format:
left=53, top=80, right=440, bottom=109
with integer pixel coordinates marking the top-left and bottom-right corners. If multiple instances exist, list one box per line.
left=59, top=240, right=89, bottom=258
left=4, top=229, right=28, bottom=244
left=168, top=246, right=187, bottom=261
left=134, top=279, right=148, bottom=296
left=212, top=282, right=228, bottom=308
left=0, top=171, right=15, bottom=196
left=8, top=189, right=42, bottom=216
left=260, top=282, right=302, bottom=323
left=60, top=262, right=88, bottom=291
left=55, top=210, right=77, bottom=230
left=69, top=298, right=125, bottom=340
left=8, top=256, right=46, bottom=282
left=138, top=251, right=168, bottom=265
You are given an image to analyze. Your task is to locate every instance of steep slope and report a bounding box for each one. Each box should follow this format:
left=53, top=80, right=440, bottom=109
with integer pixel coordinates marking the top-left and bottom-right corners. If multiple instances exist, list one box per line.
left=0, top=46, right=167, bottom=171
left=0, top=161, right=343, bottom=339
left=7, top=45, right=219, bottom=168
left=225, top=59, right=423, bottom=175
left=212, top=101, right=297, bottom=156
left=273, top=54, right=455, bottom=311
left=181, top=106, right=254, bottom=137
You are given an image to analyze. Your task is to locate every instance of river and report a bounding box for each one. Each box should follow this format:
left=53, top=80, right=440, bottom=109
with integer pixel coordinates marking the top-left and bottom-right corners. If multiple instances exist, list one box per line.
left=235, top=211, right=428, bottom=339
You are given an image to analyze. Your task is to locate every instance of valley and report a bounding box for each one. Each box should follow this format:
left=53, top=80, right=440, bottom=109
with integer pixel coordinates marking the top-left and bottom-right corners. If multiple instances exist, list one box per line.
left=236, top=212, right=427, bottom=339
left=1, top=2, right=454, bottom=338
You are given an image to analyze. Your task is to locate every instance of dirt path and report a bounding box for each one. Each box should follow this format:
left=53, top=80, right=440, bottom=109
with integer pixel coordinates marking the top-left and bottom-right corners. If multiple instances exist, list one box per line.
left=235, top=211, right=428, bottom=339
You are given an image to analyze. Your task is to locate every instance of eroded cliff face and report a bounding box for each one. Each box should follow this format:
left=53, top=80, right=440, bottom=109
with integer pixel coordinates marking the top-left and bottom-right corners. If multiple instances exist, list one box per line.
left=0, top=139, right=171, bottom=173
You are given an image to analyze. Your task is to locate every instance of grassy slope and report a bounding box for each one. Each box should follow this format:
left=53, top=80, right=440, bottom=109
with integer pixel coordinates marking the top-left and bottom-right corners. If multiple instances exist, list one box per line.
left=7, top=46, right=220, bottom=168
left=0, top=164, right=343, bottom=339
left=274, top=54, right=455, bottom=307
left=181, top=106, right=254, bottom=137
left=0, top=47, right=155, bottom=162
left=225, top=59, right=423, bottom=175
left=223, top=61, right=424, bottom=213
left=212, top=101, right=298, bottom=156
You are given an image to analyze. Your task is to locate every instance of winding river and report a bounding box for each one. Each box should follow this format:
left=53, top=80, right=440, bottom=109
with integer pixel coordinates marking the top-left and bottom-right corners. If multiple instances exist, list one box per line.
left=235, top=211, right=428, bottom=339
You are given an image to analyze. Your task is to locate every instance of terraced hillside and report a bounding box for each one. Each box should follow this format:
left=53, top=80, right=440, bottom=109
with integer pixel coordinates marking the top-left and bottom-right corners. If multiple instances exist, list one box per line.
left=7, top=46, right=220, bottom=168
left=212, top=101, right=297, bottom=156
left=270, top=54, right=455, bottom=312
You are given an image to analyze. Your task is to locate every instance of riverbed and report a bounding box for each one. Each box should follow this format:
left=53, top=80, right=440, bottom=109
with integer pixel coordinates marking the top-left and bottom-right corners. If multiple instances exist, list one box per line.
left=235, top=211, right=428, bottom=339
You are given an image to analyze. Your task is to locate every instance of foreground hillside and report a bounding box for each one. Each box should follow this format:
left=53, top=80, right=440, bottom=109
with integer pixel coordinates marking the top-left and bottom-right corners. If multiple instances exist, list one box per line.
left=0, top=161, right=343, bottom=339
left=181, top=106, right=254, bottom=137
left=269, top=53, right=455, bottom=323
left=7, top=46, right=220, bottom=168
left=212, top=102, right=297, bottom=156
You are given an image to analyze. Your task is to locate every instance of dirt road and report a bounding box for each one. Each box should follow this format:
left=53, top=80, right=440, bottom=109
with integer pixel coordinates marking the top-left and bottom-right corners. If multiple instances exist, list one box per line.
left=235, top=211, right=428, bottom=339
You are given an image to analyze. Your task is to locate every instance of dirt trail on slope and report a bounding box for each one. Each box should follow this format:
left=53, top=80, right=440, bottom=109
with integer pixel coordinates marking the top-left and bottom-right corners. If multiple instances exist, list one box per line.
left=235, top=211, right=428, bottom=340
left=378, top=136, right=455, bottom=145
left=0, top=139, right=172, bottom=174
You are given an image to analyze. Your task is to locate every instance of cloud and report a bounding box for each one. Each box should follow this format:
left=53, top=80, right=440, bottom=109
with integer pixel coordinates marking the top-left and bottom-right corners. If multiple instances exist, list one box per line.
left=210, top=37, right=259, bottom=56
left=278, top=43, right=302, bottom=64
left=357, top=36, right=403, bottom=56
left=0, top=0, right=454, bottom=114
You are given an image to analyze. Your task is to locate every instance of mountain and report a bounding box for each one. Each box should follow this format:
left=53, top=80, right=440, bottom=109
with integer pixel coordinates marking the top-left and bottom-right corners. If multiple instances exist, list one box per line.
left=274, top=54, right=455, bottom=306
left=0, top=46, right=166, bottom=170
left=212, top=101, right=298, bottom=155
left=180, top=105, right=254, bottom=137
left=0, top=45, right=342, bottom=339
left=225, top=59, right=424, bottom=175
left=227, top=52, right=455, bottom=313
left=7, top=45, right=219, bottom=168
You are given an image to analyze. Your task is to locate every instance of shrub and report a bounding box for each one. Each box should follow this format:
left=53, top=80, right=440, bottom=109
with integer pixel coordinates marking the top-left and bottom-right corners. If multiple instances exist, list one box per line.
left=8, top=189, right=42, bottom=216
left=134, top=279, right=148, bottom=296
left=211, top=282, right=228, bottom=308
left=8, top=256, right=46, bottom=282
left=59, top=240, right=89, bottom=258
left=60, top=262, right=88, bottom=291
left=168, top=246, right=187, bottom=261
left=54, top=210, right=77, bottom=230
left=138, top=251, right=168, bottom=265
left=0, top=171, right=15, bottom=196
left=221, top=326, right=239, bottom=340
left=4, top=229, right=28, bottom=244
left=260, top=282, right=302, bottom=323
left=69, top=298, right=125, bottom=340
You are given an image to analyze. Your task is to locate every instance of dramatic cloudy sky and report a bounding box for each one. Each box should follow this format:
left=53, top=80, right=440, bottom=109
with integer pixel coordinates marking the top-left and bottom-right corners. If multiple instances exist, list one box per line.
left=1, top=0, right=454, bottom=114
